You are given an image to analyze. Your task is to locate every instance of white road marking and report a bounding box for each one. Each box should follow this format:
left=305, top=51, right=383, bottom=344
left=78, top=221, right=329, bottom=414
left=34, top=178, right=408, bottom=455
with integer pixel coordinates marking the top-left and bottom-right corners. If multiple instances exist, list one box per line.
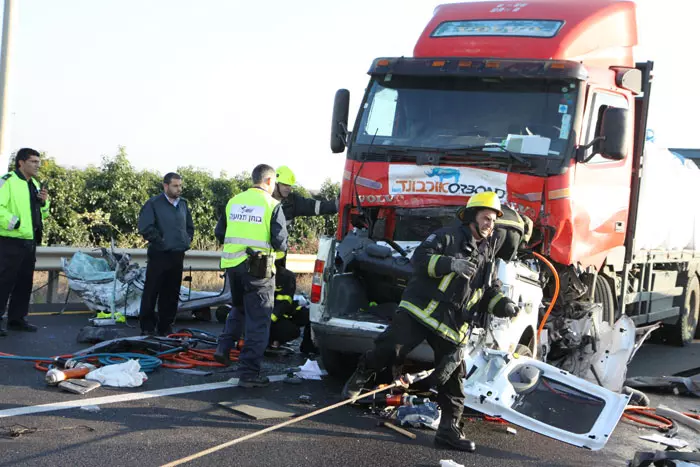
left=0, top=374, right=289, bottom=419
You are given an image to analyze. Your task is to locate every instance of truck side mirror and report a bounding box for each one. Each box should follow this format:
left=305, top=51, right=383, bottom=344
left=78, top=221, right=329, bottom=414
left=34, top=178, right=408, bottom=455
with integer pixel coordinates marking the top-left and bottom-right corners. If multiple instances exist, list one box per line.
left=331, top=89, right=350, bottom=153
left=598, top=107, right=629, bottom=161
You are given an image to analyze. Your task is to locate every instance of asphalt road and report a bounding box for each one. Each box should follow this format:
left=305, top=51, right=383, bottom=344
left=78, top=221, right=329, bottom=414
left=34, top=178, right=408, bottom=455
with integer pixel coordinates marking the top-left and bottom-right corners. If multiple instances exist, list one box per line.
left=0, top=313, right=697, bottom=467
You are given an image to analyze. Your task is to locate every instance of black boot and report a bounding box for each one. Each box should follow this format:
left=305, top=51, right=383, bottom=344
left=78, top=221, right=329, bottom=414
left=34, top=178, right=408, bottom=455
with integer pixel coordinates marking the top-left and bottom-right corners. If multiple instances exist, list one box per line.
left=341, top=360, right=375, bottom=399
left=300, top=325, right=318, bottom=355
left=7, top=319, right=37, bottom=332
left=0, top=319, right=6, bottom=337
left=435, top=415, right=476, bottom=452
left=239, top=374, right=270, bottom=388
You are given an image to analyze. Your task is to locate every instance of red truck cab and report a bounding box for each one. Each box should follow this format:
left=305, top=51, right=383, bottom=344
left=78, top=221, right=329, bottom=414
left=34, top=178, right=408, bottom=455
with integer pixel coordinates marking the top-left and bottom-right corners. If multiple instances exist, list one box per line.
left=322, top=0, right=698, bottom=356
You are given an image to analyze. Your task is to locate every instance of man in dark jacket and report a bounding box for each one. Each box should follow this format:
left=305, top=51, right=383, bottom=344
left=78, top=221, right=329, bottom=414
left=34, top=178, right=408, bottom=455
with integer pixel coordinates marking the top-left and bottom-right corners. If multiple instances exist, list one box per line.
left=342, top=192, right=519, bottom=453
left=137, top=172, right=194, bottom=336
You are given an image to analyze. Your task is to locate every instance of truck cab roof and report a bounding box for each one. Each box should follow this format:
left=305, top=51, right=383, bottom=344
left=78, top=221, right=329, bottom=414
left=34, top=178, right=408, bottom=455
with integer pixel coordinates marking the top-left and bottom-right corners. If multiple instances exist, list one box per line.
left=414, top=0, right=637, bottom=69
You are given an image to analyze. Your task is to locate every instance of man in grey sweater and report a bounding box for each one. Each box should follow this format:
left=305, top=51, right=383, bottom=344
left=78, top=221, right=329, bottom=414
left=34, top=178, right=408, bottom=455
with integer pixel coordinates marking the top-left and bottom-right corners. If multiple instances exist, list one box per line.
left=137, top=172, right=194, bottom=336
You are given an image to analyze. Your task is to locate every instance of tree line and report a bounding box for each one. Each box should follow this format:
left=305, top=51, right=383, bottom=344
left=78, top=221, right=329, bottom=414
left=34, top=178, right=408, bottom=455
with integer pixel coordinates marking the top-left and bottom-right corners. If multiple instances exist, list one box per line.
left=30, top=147, right=340, bottom=253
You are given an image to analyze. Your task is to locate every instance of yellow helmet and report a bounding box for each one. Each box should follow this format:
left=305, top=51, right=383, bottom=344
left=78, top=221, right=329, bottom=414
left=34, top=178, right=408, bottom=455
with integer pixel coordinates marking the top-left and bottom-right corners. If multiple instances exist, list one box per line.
left=466, top=192, right=503, bottom=217
left=276, top=166, right=296, bottom=186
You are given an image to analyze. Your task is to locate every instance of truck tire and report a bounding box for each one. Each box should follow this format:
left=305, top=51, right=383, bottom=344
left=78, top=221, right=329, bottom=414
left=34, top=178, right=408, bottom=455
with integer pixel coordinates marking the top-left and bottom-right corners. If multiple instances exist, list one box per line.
left=594, top=274, right=617, bottom=324
left=666, top=275, right=699, bottom=347
left=320, top=346, right=358, bottom=380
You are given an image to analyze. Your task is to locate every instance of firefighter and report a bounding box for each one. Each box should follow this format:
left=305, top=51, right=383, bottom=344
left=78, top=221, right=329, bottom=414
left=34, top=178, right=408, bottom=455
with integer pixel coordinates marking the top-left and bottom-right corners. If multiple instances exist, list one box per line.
left=268, top=265, right=309, bottom=348
left=341, top=192, right=519, bottom=453
left=212, top=164, right=288, bottom=388
left=272, top=165, right=338, bottom=249
left=272, top=165, right=337, bottom=353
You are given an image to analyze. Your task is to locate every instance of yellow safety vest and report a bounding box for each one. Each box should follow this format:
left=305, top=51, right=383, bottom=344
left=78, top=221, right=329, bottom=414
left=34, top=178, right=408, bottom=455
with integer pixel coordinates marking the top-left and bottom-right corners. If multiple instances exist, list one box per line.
left=0, top=171, right=50, bottom=240
left=220, top=188, right=279, bottom=270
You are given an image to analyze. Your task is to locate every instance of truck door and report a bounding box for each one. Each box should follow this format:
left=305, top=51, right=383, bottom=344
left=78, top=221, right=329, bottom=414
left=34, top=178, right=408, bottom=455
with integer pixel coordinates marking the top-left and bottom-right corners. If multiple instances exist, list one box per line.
left=570, top=90, right=631, bottom=268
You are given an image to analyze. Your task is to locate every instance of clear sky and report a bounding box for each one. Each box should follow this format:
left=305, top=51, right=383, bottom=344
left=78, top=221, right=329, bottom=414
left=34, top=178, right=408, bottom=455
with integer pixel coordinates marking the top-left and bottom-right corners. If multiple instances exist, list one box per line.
left=2, top=0, right=694, bottom=189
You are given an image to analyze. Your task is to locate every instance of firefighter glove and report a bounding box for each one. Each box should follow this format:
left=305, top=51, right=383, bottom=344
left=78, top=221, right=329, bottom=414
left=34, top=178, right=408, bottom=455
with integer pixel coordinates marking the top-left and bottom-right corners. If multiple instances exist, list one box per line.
left=493, top=299, right=519, bottom=318
left=451, top=258, right=477, bottom=278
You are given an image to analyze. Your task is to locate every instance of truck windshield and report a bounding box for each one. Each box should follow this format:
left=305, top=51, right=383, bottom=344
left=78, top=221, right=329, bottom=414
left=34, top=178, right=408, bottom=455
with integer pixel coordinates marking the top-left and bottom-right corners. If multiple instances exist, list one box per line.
left=354, top=75, right=578, bottom=158
left=392, top=207, right=459, bottom=241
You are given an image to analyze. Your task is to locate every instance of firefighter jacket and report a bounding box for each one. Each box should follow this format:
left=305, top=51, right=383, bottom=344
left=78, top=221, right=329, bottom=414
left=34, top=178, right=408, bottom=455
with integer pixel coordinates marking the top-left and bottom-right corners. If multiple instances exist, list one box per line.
left=274, top=192, right=338, bottom=261
left=281, top=192, right=338, bottom=229
left=0, top=171, right=50, bottom=241
left=218, top=187, right=288, bottom=270
left=399, top=223, right=495, bottom=345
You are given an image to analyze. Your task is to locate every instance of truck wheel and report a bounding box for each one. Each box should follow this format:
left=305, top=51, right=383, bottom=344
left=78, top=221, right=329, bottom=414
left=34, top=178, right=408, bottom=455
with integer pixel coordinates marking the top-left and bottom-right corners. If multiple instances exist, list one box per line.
left=216, top=305, right=231, bottom=324
left=666, top=275, right=699, bottom=347
left=594, top=274, right=617, bottom=324
left=320, top=346, right=358, bottom=379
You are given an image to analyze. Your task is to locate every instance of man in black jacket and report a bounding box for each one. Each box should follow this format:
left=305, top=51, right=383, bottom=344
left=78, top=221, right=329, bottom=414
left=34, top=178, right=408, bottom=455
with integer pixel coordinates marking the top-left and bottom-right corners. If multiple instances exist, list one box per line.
left=137, top=172, right=194, bottom=336
left=342, top=192, right=519, bottom=453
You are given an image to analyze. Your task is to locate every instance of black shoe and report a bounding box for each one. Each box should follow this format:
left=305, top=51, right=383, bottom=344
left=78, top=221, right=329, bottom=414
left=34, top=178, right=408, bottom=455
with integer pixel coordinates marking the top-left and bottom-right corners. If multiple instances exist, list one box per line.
left=157, top=326, right=173, bottom=337
left=141, top=330, right=155, bottom=337
left=300, top=337, right=318, bottom=355
left=434, top=423, right=476, bottom=452
left=0, top=321, right=6, bottom=337
left=341, top=365, right=375, bottom=400
left=7, top=320, right=38, bottom=332
left=238, top=374, right=270, bottom=388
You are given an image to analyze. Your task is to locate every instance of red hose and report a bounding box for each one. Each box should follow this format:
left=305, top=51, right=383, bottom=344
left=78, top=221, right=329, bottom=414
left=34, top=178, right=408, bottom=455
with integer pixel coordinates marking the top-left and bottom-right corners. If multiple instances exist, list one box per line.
left=532, top=251, right=560, bottom=340
left=622, top=406, right=700, bottom=429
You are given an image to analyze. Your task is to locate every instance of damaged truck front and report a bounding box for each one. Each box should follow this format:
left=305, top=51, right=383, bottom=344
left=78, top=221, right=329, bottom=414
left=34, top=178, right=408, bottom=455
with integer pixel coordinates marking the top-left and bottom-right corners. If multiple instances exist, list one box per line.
left=310, top=0, right=700, bottom=449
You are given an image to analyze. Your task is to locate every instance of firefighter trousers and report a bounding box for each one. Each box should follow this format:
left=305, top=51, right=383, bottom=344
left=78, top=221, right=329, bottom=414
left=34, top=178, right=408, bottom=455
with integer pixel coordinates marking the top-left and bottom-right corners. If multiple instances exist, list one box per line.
left=363, top=309, right=466, bottom=421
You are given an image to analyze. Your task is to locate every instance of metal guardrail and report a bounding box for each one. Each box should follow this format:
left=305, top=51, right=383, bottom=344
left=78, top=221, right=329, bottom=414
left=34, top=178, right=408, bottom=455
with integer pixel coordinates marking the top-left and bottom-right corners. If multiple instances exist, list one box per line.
left=35, top=247, right=317, bottom=274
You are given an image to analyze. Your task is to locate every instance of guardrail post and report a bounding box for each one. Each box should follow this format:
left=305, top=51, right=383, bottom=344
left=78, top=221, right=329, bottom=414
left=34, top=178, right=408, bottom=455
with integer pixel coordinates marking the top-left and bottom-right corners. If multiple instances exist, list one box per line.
left=46, top=271, right=59, bottom=305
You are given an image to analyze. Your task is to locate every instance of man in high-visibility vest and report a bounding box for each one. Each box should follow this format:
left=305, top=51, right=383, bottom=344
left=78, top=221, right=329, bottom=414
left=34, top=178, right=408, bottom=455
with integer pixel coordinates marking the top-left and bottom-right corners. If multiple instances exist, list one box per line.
left=0, top=148, right=50, bottom=335
left=272, top=165, right=337, bottom=353
left=213, top=164, right=287, bottom=388
left=341, top=192, right=519, bottom=453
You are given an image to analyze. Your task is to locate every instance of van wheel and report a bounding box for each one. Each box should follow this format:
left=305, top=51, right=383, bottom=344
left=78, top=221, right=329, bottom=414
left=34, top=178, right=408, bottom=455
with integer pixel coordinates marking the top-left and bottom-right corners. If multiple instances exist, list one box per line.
left=216, top=305, right=231, bottom=324
left=594, top=274, right=617, bottom=324
left=665, top=275, right=699, bottom=347
left=193, top=308, right=212, bottom=322
left=320, top=346, right=358, bottom=379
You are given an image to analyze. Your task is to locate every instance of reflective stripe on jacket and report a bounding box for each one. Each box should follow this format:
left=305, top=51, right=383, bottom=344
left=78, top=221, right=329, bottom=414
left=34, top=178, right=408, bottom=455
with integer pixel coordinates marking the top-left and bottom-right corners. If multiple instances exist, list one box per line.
left=220, top=188, right=280, bottom=269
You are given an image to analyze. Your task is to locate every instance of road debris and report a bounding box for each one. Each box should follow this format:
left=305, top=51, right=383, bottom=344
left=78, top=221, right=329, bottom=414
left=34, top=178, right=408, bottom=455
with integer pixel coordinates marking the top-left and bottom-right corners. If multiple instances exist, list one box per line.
left=294, top=359, right=325, bottom=380
left=638, top=433, right=688, bottom=449
left=219, top=399, right=297, bottom=420
left=1, top=424, right=95, bottom=439
left=378, top=421, right=416, bottom=440
left=80, top=405, right=101, bottom=413
left=58, top=379, right=101, bottom=395
left=298, top=395, right=312, bottom=404
left=439, top=460, right=465, bottom=467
